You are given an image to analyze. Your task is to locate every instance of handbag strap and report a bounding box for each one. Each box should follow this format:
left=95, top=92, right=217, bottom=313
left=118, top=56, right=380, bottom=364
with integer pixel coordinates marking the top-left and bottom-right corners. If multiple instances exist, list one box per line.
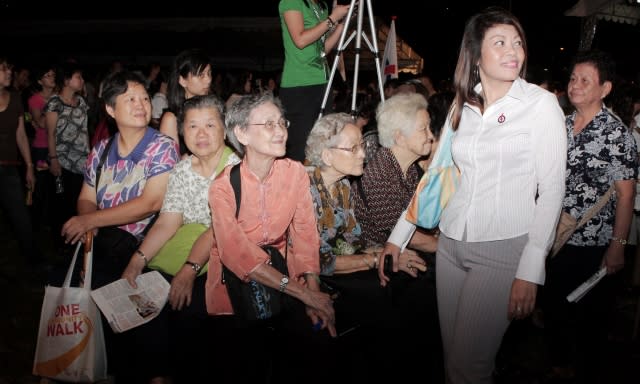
left=428, top=106, right=456, bottom=170
left=575, top=184, right=615, bottom=229
left=230, top=163, right=242, bottom=218
left=95, top=135, right=156, bottom=236
left=63, top=242, right=84, bottom=288
left=82, top=231, right=94, bottom=288
left=95, top=134, right=116, bottom=189
left=229, top=163, right=288, bottom=260
left=61, top=231, right=93, bottom=288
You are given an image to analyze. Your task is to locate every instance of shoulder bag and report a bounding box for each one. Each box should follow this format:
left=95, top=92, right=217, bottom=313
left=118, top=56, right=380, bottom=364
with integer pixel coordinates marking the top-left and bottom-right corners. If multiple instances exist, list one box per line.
left=406, top=113, right=460, bottom=229
left=550, top=184, right=615, bottom=257
left=221, top=163, right=290, bottom=322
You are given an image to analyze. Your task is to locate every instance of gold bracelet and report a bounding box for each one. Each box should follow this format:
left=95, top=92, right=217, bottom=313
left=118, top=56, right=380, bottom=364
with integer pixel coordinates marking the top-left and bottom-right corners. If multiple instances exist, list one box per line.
left=611, top=236, right=628, bottom=246
left=135, top=249, right=148, bottom=266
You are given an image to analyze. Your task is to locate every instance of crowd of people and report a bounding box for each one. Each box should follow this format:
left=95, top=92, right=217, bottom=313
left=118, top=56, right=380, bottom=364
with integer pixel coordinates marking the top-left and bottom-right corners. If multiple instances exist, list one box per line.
left=1, top=2, right=639, bottom=384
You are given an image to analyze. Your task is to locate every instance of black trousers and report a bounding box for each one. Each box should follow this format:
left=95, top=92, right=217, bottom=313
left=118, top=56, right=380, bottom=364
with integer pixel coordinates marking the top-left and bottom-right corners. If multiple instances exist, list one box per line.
left=279, top=84, right=329, bottom=162
left=543, top=244, right=615, bottom=383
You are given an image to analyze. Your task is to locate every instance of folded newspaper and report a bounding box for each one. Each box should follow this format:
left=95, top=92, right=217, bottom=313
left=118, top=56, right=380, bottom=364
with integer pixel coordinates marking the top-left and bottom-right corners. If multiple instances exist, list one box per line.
left=91, top=271, right=170, bottom=333
left=566, top=266, right=607, bottom=303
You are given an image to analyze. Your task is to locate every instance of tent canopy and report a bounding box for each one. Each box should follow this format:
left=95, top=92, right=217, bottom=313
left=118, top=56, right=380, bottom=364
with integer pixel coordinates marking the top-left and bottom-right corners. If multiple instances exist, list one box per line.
left=566, top=0, right=640, bottom=25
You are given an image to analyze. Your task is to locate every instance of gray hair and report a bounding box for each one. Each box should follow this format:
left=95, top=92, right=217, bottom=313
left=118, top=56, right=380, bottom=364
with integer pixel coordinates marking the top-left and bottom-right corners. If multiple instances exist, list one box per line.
left=376, top=93, right=428, bottom=148
left=225, top=92, right=283, bottom=157
left=178, top=94, right=225, bottom=136
left=305, top=113, right=355, bottom=167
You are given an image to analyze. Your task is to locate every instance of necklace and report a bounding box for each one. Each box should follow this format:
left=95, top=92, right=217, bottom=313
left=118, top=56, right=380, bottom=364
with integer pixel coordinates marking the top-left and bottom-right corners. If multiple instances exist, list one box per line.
left=309, top=1, right=327, bottom=57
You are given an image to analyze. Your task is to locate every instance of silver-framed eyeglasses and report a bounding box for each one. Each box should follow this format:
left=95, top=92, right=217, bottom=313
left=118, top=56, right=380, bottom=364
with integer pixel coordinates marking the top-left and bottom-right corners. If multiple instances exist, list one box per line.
left=330, top=140, right=366, bottom=154
left=250, top=118, right=290, bottom=132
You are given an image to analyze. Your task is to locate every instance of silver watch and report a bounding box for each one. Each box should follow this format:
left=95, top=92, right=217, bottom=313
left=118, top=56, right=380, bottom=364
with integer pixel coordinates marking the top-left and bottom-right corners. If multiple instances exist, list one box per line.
left=185, top=261, right=201, bottom=274
left=279, top=275, right=289, bottom=292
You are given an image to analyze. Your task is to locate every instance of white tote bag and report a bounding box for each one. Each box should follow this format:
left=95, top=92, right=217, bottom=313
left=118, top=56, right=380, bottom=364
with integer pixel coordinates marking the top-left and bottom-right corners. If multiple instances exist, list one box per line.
left=33, top=233, right=108, bottom=382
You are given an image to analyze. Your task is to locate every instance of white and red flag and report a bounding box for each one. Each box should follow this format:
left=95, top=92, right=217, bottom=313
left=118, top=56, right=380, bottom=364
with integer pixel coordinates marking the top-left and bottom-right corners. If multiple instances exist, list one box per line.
left=381, top=17, right=398, bottom=81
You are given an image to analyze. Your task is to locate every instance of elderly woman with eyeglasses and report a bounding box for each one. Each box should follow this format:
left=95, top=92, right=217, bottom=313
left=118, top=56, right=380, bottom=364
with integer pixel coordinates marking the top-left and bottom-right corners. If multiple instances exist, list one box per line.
left=304, top=112, right=423, bottom=380
left=206, top=92, right=335, bottom=384
left=351, top=92, right=444, bottom=382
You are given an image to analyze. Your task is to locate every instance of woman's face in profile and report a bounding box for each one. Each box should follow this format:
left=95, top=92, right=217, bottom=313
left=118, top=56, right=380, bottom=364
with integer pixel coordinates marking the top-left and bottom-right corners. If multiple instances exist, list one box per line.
left=326, top=123, right=365, bottom=177
left=181, top=64, right=212, bottom=99
left=399, top=108, right=434, bottom=158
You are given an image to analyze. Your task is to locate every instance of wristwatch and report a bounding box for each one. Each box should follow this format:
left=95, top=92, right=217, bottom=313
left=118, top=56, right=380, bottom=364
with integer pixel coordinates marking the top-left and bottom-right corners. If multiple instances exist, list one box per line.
left=184, top=260, right=202, bottom=274
left=279, top=275, right=289, bottom=292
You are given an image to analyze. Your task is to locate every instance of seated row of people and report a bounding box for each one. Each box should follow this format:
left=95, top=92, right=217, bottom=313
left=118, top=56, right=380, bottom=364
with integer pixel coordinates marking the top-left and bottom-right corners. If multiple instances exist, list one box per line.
left=59, top=69, right=450, bottom=383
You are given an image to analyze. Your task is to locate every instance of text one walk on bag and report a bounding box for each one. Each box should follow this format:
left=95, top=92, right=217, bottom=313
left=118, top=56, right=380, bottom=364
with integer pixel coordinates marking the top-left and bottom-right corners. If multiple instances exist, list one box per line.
left=33, top=232, right=108, bottom=382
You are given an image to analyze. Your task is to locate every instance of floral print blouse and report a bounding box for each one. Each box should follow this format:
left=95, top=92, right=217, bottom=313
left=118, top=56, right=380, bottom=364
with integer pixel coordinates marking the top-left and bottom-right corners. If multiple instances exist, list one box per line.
left=307, top=166, right=365, bottom=275
left=564, top=106, right=638, bottom=246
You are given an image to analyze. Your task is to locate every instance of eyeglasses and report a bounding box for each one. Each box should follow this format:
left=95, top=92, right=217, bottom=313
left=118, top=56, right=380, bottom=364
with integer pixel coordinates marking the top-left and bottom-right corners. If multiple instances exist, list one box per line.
left=330, top=140, right=365, bottom=154
left=250, top=118, right=290, bottom=132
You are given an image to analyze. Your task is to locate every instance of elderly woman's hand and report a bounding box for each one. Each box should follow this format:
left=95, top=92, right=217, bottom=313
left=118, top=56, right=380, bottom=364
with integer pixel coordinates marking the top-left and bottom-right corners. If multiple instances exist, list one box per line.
left=397, top=248, right=427, bottom=277
left=121, top=251, right=146, bottom=289
left=378, top=242, right=401, bottom=286
left=169, top=266, right=197, bottom=310
left=304, top=289, right=337, bottom=337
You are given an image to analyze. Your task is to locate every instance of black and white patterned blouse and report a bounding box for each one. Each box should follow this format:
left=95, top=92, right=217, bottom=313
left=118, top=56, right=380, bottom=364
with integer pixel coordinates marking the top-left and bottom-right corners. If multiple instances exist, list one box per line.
left=564, top=106, right=638, bottom=246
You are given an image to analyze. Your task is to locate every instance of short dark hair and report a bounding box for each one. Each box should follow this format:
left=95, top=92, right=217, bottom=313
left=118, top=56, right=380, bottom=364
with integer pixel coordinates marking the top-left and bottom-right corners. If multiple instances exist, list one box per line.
left=101, top=70, right=147, bottom=108
left=54, top=61, right=83, bottom=90
left=571, top=49, right=616, bottom=84
left=178, top=94, right=225, bottom=136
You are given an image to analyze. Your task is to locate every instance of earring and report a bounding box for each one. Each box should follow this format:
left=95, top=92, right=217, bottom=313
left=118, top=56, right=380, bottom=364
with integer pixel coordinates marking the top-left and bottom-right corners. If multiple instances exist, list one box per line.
left=474, top=65, right=480, bottom=83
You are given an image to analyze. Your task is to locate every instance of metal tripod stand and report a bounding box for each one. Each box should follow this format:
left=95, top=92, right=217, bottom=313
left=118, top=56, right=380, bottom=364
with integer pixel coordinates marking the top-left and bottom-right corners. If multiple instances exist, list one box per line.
left=318, top=0, right=386, bottom=119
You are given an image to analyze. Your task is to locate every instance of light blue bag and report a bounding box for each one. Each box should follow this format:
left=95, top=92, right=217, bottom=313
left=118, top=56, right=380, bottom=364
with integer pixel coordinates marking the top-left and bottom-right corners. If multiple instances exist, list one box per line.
left=406, top=117, right=460, bottom=229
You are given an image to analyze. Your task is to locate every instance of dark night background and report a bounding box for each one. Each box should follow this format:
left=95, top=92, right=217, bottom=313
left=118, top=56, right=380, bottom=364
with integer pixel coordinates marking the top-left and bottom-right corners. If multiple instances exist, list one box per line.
left=2, top=0, right=639, bottom=85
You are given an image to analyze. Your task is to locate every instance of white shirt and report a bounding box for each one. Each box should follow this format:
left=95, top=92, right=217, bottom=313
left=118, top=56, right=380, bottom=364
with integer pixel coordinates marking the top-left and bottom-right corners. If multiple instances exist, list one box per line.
left=439, top=78, right=567, bottom=284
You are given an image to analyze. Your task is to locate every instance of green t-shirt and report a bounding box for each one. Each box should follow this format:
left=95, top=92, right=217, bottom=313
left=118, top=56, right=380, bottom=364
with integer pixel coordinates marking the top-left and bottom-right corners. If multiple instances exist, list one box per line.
left=279, top=0, right=329, bottom=88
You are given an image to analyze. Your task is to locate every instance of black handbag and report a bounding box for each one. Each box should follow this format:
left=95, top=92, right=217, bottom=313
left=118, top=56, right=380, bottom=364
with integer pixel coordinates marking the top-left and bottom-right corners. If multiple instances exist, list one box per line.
left=222, top=163, right=289, bottom=322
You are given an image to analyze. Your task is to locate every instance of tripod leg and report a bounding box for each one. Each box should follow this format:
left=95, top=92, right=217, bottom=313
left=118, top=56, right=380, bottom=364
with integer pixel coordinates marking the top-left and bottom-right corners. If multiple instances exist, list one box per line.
left=319, top=0, right=386, bottom=118
left=365, top=0, right=386, bottom=102
left=319, top=0, right=359, bottom=118
left=349, top=0, right=366, bottom=116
